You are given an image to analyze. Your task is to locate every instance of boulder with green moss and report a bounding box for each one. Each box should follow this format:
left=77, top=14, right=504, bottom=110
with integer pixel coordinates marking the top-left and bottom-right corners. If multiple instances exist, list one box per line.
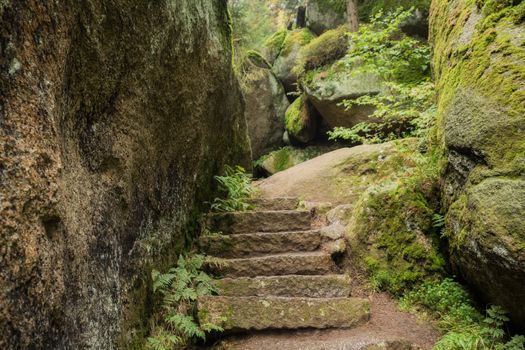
left=262, top=29, right=288, bottom=65
left=241, top=51, right=289, bottom=159
left=306, top=0, right=347, bottom=35
left=294, top=25, right=349, bottom=76
left=273, top=28, right=316, bottom=94
left=255, top=146, right=334, bottom=176
left=431, top=0, right=525, bottom=327
left=284, top=94, right=319, bottom=144
left=303, top=61, right=383, bottom=129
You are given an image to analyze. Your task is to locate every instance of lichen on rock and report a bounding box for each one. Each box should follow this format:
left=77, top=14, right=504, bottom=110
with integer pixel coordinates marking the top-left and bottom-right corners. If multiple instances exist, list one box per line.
left=430, top=0, right=525, bottom=328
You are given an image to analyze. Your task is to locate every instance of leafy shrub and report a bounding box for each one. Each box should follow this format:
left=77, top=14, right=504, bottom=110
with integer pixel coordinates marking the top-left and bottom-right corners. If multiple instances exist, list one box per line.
left=328, top=81, right=436, bottom=143
left=211, top=165, right=255, bottom=212
left=400, top=279, right=525, bottom=350
left=328, top=8, right=435, bottom=144
left=146, top=254, right=223, bottom=350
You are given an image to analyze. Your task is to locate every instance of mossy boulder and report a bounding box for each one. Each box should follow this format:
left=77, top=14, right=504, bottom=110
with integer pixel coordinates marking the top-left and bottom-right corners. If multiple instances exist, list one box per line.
left=445, top=178, right=525, bottom=327
left=294, top=25, right=349, bottom=76
left=273, top=28, right=316, bottom=94
left=262, top=29, right=288, bottom=65
left=255, top=146, right=334, bottom=176
left=284, top=94, right=319, bottom=144
left=306, top=0, right=347, bottom=35
left=303, top=60, right=383, bottom=129
left=241, top=52, right=289, bottom=159
left=347, top=169, right=445, bottom=295
left=431, top=0, right=525, bottom=327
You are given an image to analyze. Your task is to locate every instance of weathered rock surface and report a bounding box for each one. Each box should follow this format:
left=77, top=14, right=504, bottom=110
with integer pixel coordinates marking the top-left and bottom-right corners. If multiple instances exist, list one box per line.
left=257, top=140, right=417, bottom=204
left=306, top=0, right=347, bottom=35
left=213, top=274, right=352, bottom=298
left=210, top=252, right=336, bottom=278
left=431, top=0, right=525, bottom=327
left=208, top=210, right=312, bottom=234
left=241, top=54, right=289, bottom=159
left=198, top=296, right=370, bottom=331
left=247, top=197, right=299, bottom=211
left=304, top=69, right=382, bottom=129
left=199, top=230, right=322, bottom=258
left=0, top=1, right=250, bottom=348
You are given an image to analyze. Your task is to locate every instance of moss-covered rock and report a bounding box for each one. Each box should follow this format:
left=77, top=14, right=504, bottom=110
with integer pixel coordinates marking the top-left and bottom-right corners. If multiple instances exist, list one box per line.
left=241, top=52, right=289, bottom=159
left=0, top=1, right=250, bottom=348
left=306, top=0, right=347, bottom=35
left=255, top=146, right=335, bottom=176
left=284, top=94, right=319, bottom=144
left=294, top=25, right=349, bottom=76
left=302, top=60, right=383, bottom=129
left=273, top=28, right=316, bottom=94
left=348, top=169, right=445, bottom=295
left=430, top=0, right=525, bottom=327
left=262, top=29, right=288, bottom=65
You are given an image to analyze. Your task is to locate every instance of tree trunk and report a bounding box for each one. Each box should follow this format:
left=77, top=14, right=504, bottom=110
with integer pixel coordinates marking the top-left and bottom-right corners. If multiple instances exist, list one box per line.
left=347, top=0, right=359, bottom=32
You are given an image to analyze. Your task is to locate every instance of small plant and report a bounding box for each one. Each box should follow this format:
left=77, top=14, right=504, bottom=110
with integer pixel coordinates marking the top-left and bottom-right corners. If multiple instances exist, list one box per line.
left=328, top=8, right=436, bottom=144
left=400, top=279, right=525, bottom=350
left=146, top=254, right=223, bottom=350
left=211, top=165, right=255, bottom=212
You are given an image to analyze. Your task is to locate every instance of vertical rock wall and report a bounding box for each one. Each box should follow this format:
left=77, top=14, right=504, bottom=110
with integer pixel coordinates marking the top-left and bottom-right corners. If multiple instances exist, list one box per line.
left=0, top=1, right=251, bottom=348
left=430, top=0, right=525, bottom=329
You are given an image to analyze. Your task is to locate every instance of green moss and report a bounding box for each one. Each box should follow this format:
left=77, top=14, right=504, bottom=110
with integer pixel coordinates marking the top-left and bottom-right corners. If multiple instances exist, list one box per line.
left=294, top=25, right=349, bottom=76
left=347, top=141, right=445, bottom=295
left=285, top=95, right=307, bottom=136
left=263, top=29, right=288, bottom=61
left=246, top=50, right=271, bottom=69
left=431, top=0, right=525, bottom=174
left=281, top=28, right=316, bottom=56
left=255, top=146, right=332, bottom=174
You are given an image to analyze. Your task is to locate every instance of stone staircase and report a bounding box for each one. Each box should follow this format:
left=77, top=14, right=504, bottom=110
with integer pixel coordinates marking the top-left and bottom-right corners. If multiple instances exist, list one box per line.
left=197, top=197, right=370, bottom=332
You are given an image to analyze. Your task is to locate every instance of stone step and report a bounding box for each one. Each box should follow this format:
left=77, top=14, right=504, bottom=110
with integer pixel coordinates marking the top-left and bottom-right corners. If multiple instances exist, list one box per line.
left=197, top=296, right=370, bottom=331
left=219, top=337, right=419, bottom=350
left=247, top=197, right=300, bottom=211
left=213, top=274, right=352, bottom=298
left=207, top=252, right=336, bottom=278
left=207, top=210, right=312, bottom=234
left=199, top=230, right=322, bottom=258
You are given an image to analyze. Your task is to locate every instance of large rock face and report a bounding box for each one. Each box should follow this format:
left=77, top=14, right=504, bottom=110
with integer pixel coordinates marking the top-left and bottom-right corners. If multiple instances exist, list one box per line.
left=430, top=0, right=525, bottom=328
left=241, top=55, right=289, bottom=159
left=0, top=1, right=250, bottom=348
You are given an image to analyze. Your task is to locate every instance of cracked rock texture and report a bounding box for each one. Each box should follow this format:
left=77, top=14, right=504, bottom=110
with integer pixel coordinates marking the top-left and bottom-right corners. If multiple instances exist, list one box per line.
left=0, top=1, right=250, bottom=348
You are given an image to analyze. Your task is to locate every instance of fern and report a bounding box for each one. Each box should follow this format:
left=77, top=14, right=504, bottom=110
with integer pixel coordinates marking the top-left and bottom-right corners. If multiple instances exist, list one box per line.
left=146, top=254, right=223, bottom=349
left=401, top=279, right=525, bottom=350
left=211, top=165, right=255, bottom=212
